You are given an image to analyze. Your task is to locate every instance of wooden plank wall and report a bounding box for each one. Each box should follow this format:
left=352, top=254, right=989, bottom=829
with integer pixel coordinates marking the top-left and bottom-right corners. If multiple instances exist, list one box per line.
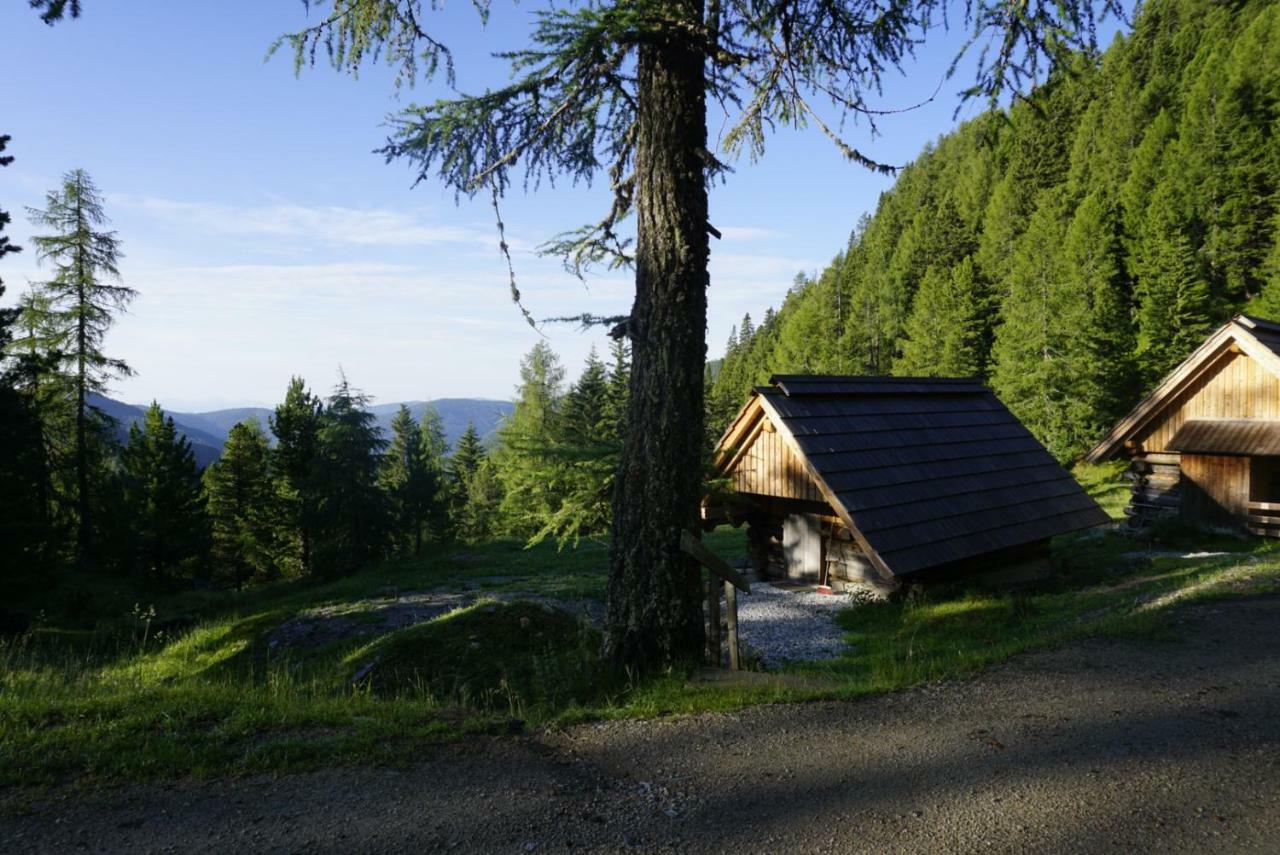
left=1137, top=351, right=1280, bottom=451
left=1180, top=453, right=1250, bottom=528
left=729, top=422, right=825, bottom=502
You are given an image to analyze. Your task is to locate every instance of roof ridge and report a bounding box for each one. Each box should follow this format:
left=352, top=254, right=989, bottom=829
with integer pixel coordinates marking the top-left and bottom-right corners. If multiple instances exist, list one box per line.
left=1235, top=314, right=1280, bottom=334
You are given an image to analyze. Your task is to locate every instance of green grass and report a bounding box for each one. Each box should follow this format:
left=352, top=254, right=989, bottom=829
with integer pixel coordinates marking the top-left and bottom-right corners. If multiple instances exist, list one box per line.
left=6, top=478, right=1280, bottom=788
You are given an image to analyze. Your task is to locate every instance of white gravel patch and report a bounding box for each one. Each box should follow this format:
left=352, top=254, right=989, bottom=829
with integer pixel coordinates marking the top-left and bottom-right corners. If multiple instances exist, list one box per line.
left=735, top=583, right=854, bottom=666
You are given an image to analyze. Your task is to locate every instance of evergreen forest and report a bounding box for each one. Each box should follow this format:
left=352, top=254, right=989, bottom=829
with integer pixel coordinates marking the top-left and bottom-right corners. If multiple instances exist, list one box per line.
left=707, top=0, right=1280, bottom=462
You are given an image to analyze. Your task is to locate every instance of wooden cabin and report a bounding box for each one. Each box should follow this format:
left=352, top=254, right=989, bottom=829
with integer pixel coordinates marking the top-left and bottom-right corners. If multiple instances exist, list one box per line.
left=1086, top=314, right=1280, bottom=536
left=702, top=375, right=1110, bottom=590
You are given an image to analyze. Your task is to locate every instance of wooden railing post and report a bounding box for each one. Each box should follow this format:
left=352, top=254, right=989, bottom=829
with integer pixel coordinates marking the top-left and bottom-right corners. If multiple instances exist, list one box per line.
left=724, top=580, right=740, bottom=671
left=679, top=530, right=750, bottom=671
left=706, top=570, right=722, bottom=666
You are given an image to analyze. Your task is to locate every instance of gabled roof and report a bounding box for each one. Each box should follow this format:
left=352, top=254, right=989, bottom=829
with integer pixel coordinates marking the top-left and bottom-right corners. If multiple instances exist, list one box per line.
left=714, top=375, right=1110, bottom=577
left=1085, top=315, right=1280, bottom=462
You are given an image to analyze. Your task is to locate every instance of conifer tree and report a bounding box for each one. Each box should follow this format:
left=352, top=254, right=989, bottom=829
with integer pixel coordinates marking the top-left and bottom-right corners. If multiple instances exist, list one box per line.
left=270, top=377, right=323, bottom=577
left=560, top=347, right=609, bottom=445
left=416, top=404, right=451, bottom=544
left=603, top=338, right=631, bottom=443
left=203, top=420, right=276, bottom=589
left=990, top=189, right=1082, bottom=460
left=0, top=135, right=54, bottom=585
left=456, top=458, right=505, bottom=544
left=896, top=258, right=986, bottom=378
left=26, top=169, right=135, bottom=569
left=119, top=403, right=209, bottom=581
left=1061, top=191, right=1137, bottom=431
left=1134, top=187, right=1213, bottom=384
left=450, top=423, right=484, bottom=493
left=495, top=342, right=565, bottom=538
left=313, top=373, right=390, bottom=578
left=380, top=404, right=436, bottom=555
left=532, top=347, right=620, bottom=545
left=288, top=0, right=1134, bottom=669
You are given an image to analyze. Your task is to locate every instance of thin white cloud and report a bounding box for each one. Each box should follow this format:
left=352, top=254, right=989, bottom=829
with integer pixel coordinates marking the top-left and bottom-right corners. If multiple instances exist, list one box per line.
left=116, top=196, right=521, bottom=250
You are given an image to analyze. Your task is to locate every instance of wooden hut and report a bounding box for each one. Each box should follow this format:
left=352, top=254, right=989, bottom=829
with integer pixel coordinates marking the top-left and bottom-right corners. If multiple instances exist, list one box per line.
left=702, top=375, right=1109, bottom=590
left=1086, top=314, right=1280, bottom=535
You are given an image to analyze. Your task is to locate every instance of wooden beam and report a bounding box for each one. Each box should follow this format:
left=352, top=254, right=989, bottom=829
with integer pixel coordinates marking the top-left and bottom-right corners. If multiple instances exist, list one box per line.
left=681, top=530, right=751, bottom=593
left=724, top=581, right=740, bottom=671
left=706, top=571, right=722, bottom=666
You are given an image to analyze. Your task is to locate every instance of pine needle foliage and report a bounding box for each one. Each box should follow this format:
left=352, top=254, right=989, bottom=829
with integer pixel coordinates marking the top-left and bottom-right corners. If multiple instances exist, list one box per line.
left=26, top=169, right=135, bottom=569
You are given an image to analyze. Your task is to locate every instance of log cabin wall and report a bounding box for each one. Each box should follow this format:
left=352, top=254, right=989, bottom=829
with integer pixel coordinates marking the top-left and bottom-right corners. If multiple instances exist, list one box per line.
left=728, top=420, right=825, bottom=503
left=1125, top=453, right=1182, bottom=528
left=1180, top=454, right=1250, bottom=529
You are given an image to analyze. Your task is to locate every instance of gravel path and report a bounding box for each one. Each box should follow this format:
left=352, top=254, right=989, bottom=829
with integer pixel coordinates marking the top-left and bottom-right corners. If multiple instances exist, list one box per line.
left=735, top=583, right=853, bottom=666
left=7, top=595, right=1280, bottom=853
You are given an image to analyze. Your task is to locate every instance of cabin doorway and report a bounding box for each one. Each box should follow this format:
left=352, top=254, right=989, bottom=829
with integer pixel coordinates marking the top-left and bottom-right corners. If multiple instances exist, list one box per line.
left=1248, top=456, right=1280, bottom=535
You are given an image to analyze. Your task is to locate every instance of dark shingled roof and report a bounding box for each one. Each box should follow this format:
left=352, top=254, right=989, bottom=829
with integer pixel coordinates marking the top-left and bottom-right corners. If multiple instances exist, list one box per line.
left=1168, top=419, right=1280, bottom=456
left=753, top=375, right=1110, bottom=576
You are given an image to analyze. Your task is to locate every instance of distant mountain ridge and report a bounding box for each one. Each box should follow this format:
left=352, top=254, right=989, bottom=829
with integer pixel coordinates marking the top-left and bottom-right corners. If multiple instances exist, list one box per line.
left=89, top=394, right=513, bottom=468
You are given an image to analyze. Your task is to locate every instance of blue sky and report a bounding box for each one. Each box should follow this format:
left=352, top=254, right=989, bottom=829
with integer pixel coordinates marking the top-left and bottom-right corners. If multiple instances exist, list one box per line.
left=0, top=2, right=1088, bottom=411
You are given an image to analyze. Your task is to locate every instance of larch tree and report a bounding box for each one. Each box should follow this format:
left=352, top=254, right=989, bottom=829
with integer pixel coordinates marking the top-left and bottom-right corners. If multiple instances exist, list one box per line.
left=27, top=169, right=135, bottom=570
left=283, top=0, right=1127, bottom=670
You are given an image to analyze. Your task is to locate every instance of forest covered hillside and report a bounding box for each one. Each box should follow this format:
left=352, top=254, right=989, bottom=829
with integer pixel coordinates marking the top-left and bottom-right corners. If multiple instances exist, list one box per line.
left=90, top=395, right=514, bottom=468
left=707, top=0, right=1280, bottom=462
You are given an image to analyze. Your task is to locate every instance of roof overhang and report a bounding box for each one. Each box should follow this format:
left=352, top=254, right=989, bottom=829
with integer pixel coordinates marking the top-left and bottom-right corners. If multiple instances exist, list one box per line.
left=1167, top=419, right=1280, bottom=457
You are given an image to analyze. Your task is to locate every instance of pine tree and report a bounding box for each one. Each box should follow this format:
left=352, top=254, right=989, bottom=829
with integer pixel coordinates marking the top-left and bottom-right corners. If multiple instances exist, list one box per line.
left=603, top=338, right=631, bottom=444
left=26, top=169, right=135, bottom=569
left=120, top=403, right=209, bottom=582
left=450, top=423, right=484, bottom=492
left=418, top=404, right=451, bottom=544
left=313, top=372, right=389, bottom=577
left=531, top=347, right=620, bottom=546
left=990, top=189, right=1082, bottom=461
left=1134, top=186, right=1213, bottom=383
left=456, top=458, right=504, bottom=544
left=1061, top=191, right=1137, bottom=432
left=495, top=342, right=565, bottom=537
left=0, top=135, right=55, bottom=588
left=560, top=347, right=609, bottom=445
left=380, top=404, right=435, bottom=556
left=896, top=258, right=987, bottom=378
left=203, top=420, right=276, bottom=589
left=270, top=377, right=323, bottom=577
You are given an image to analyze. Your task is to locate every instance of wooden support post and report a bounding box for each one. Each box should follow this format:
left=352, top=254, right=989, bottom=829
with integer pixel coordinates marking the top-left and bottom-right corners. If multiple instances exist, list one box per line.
left=724, top=580, right=740, bottom=671
left=706, top=570, right=722, bottom=666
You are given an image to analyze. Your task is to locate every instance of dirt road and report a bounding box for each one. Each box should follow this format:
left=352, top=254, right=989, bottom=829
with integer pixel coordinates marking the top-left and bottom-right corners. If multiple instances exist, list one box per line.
left=6, top=596, right=1280, bottom=853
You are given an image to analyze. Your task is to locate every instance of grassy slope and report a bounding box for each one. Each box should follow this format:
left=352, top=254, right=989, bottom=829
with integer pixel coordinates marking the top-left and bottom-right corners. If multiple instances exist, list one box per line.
left=6, top=478, right=1280, bottom=787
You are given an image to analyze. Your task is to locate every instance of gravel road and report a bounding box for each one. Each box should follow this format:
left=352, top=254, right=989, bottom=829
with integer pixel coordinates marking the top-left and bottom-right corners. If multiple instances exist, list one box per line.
left=6, top=595, right=1280, bottom=854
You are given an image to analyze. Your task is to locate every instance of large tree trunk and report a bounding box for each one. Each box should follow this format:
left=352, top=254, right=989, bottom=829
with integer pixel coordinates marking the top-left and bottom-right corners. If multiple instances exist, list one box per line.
left=603, top=0, right=709, bottom=670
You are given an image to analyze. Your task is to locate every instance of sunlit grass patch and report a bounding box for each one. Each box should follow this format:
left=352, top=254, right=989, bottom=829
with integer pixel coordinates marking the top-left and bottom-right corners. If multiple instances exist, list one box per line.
left=5, top=516, right=1280, bottom=787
